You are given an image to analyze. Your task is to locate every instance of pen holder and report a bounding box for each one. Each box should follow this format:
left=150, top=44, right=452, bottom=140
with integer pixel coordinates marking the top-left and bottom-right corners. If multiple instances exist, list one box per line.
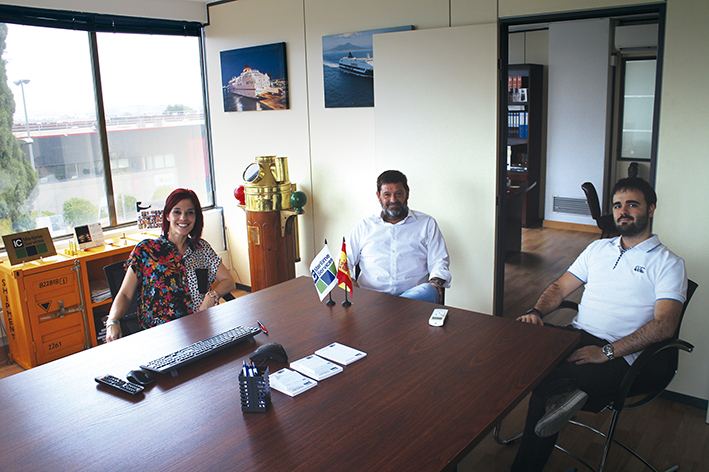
left=239, top=366, right=271, bottom=413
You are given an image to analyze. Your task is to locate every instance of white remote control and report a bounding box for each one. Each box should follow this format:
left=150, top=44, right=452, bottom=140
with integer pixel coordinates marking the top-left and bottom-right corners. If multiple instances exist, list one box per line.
left=429, top=308, right=448, bottom=327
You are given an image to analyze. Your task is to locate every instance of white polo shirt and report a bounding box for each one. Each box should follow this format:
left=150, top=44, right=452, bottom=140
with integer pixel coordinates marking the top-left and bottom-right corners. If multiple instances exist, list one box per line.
left=348, top=209, right=451, bottom=295
left=568, top=234, right=687, bottom=364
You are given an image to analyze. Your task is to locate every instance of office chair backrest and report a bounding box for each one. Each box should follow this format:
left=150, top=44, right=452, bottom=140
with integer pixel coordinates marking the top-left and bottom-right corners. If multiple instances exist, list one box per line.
left=674, top=279, right=698, bottom=338
left=104, top=261, right=134, bottom=306
left=581, top=182, right=602, bottom=221
left=622, top=279, right=698, bottom=405
left=103, top=260, right=140, bottom=335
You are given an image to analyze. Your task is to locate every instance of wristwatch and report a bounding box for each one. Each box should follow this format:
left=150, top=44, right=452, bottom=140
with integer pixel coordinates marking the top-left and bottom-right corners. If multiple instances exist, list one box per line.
left=208, top=290, right=220, bottom=305
left=602, top=343, right=615, bottom=360
left=105, top=319, right=120, bottom=328
left=526, top=308, right=543, bottom=317
left=429, top=278, right=445, bottom=289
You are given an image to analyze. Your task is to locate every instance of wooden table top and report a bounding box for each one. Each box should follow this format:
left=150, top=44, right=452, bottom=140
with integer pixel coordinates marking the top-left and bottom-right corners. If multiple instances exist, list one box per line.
left=0, top=276, right=578, bottom=472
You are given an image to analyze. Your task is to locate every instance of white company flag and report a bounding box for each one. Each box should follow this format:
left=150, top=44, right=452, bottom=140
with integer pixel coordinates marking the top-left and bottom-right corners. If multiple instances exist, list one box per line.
left=310, top=244, right=338, bottom=301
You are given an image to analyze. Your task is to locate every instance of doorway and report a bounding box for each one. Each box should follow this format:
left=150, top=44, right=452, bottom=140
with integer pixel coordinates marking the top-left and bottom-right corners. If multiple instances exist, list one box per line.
left=495, top=4, right=666, bottom=317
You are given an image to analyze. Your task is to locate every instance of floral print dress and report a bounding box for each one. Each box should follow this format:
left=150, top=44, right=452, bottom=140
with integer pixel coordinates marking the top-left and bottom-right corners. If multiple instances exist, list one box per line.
left=126, top=236, right=221, bottom=330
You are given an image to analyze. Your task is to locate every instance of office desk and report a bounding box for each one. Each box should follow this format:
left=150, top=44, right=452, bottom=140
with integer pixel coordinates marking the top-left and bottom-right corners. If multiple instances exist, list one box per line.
left=0, top=276, right=578, bottom=471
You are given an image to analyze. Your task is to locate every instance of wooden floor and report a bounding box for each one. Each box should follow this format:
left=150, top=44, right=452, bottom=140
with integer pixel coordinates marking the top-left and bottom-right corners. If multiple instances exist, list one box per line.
left=2, top=231, right=707, bottom=471
left=458, top=226, right=709, bottom=472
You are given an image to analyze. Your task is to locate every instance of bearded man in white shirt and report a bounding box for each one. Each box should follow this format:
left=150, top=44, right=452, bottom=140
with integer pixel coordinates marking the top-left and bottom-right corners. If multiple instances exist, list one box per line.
left=348, top=170, right=451, bottom=304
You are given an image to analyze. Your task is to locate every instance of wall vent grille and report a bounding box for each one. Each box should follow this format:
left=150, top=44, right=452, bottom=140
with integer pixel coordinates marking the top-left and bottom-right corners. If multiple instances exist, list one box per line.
left=553, top=196, right=592, bottom=216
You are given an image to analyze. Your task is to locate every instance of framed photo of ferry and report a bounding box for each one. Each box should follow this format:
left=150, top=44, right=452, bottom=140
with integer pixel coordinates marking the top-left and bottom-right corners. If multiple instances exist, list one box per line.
left=220, top=42, right=289, bottom=112
left=322, top=26, right=413, bottom=108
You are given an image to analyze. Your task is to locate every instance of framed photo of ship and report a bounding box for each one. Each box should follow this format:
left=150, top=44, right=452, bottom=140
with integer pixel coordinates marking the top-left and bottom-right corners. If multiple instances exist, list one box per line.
left=322, top=26, right=413, bottom=108
left=220, top=42, right=289, bottom=112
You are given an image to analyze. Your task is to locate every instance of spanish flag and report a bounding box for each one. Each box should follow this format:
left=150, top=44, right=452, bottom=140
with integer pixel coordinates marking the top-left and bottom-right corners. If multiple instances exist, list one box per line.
left=337, top=237, right=353, bottom=295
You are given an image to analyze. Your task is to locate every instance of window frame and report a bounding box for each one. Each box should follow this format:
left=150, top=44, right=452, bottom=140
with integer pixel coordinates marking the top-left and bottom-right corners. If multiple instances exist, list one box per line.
left=616, top=54, right=658, bottom=163
left=0, top=5, right=213, bottom=248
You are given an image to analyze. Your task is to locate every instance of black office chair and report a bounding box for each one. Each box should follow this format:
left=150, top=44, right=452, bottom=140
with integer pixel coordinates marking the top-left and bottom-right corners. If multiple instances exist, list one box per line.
left=103, top=260, right=141, bottom=337
left=494, top=279, right=698, bottom=472
left=103, top=262, right=236, bottom=338
left=581, top=182, right=616, bottom=239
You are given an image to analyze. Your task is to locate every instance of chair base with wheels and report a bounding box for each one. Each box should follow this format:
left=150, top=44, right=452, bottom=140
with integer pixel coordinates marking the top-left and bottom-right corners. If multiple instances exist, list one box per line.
left=495, top=280, right=698, bottom=472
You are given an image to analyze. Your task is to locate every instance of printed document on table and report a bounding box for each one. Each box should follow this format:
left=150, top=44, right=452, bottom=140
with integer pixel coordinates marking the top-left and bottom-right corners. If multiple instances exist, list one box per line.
left=290, top=354, right=343, bottom=381
left=270, top=368, right=317, bottom=397
left=314, top=342, right=367, bottom=366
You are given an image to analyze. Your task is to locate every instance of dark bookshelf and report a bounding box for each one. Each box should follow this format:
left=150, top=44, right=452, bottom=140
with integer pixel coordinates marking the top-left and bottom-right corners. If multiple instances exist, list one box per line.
left=507, top=64, right=543, bottom=227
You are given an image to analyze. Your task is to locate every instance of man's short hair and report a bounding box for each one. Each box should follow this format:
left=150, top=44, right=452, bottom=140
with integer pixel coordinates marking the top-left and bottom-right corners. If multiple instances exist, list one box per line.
left=377, top=170, right=409, bottom=193
left=612, top=177, right=657, bottom=207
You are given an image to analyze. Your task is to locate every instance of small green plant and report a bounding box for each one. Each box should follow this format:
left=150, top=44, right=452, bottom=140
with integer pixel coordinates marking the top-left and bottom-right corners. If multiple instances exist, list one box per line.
left=62, top=198, right=98, bottom=227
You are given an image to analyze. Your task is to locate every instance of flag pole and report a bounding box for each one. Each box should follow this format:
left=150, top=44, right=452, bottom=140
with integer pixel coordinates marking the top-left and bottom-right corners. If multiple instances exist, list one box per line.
left=325, top=239, right=336, bottom=306
left=341, top=237, right=352, bottom=307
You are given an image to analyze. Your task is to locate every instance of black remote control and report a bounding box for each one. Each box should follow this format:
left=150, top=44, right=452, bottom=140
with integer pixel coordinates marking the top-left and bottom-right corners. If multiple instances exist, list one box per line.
left=95, top=374, right=145, bottom=395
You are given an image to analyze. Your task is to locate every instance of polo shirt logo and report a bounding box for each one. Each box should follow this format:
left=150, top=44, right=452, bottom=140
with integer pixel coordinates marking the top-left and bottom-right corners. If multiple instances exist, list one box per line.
left=634, top=266, right=646, bottom=273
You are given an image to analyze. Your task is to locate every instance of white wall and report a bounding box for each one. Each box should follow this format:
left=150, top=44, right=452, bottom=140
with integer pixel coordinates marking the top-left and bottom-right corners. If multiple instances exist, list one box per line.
left=374, top=25, right=499, bottom=314
left=302, top=0, right=470, bottom=281
left=544, top=19, right=611, bottom=224
left=205, top=0, right=499, bottom=311
left=655, top=0, right=709, bottom=402
left=203, top=0, right=311, bottom=288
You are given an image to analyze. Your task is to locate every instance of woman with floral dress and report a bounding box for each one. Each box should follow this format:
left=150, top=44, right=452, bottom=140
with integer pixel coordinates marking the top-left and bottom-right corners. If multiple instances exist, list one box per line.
left=105, top=188, right=235, bottom=342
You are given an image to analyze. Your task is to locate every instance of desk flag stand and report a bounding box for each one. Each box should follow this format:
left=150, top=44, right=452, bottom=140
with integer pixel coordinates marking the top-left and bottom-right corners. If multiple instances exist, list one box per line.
left=342, top=290, right=351, bottom=307
left=337, top=237, right=353, bottom=307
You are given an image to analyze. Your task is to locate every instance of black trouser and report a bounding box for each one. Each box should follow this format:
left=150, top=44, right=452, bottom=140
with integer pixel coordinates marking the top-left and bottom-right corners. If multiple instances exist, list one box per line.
left=510, top=326, right=630, bottom=472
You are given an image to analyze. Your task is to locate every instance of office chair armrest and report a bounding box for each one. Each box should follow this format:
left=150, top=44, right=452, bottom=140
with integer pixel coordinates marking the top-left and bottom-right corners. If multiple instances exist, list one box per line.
left=557, top=300, right=579, bottom=312
left=614, top=337, right=694, bottom=411
left=540, top=300, right=579, bottom=320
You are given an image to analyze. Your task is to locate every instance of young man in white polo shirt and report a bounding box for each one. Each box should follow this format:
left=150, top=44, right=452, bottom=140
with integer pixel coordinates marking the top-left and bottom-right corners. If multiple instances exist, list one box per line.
left=511, top=177, right=687, bottom=472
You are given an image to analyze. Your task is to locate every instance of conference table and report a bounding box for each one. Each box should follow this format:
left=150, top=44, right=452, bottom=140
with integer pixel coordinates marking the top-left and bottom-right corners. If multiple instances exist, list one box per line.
left=0, top=276, right=579, bottom=471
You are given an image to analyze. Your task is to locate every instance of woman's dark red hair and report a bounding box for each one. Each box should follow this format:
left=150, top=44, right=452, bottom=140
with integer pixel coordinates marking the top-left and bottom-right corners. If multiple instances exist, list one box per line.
left=161, top=188, right=204, bottom=240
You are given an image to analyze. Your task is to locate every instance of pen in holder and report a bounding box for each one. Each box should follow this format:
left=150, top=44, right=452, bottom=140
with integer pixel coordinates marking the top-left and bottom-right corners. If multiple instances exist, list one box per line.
left=239, top=365, right=271, bottom=413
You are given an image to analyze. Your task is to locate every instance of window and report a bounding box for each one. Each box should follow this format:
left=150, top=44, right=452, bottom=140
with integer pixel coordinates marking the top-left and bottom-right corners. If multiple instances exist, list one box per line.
left=619, top=58, right=657, bottom=161
left=0, top=7, right=209, bottom=246
left=96, top=32, right=209, bottom=225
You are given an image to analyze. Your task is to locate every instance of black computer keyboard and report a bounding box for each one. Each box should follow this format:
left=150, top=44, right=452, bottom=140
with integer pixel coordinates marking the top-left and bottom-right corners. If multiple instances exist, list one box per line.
left=140, top=325, right=262, bottom=375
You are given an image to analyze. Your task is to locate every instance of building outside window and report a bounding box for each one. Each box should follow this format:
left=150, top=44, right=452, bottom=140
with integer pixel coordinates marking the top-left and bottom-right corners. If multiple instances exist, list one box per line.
left=1, top=14, right=210, bottom=246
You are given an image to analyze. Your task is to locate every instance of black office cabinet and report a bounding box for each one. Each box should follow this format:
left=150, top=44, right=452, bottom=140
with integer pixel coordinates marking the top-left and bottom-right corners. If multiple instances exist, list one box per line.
left=507, top=63, right=543, bottom=228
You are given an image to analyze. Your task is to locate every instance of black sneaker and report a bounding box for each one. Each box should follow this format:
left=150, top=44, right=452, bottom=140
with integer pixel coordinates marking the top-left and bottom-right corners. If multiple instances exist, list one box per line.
left=534, top=388, right=588, bottom=438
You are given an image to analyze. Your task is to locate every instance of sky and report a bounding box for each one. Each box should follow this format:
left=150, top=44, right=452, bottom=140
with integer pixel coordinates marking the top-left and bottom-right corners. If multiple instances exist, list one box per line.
left=219, top=42, right=287, bottom=86
left=321, top=25, right=413, bottom=52
left=4, top=23, right=204, bottom=123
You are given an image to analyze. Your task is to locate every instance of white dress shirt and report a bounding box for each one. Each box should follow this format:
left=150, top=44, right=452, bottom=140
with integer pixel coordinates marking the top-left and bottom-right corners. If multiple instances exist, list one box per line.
left=348, top=209, right=451, bottom=295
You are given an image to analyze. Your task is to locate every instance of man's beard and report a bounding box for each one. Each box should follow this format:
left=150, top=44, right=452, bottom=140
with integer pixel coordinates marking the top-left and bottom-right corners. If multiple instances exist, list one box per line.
left=382, top=200, right=408, bottom=220
left=616, top=211, right=649, bottom=237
